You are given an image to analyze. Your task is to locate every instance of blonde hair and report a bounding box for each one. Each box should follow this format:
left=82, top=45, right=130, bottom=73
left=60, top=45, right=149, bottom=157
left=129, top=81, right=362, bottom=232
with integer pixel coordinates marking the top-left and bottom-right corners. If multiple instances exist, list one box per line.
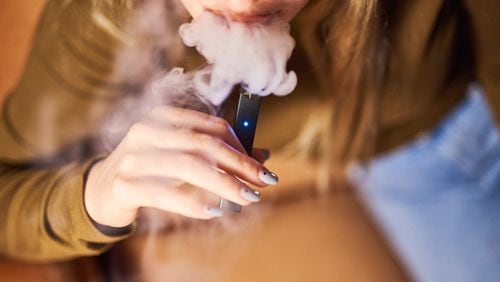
left=294, top=0, right=386, bottom=189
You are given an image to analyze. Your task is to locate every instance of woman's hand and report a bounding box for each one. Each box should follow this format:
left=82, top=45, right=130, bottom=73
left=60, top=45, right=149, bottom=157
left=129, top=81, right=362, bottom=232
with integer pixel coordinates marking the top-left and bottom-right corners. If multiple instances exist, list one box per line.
left=84, top=106, right=278, bottom=228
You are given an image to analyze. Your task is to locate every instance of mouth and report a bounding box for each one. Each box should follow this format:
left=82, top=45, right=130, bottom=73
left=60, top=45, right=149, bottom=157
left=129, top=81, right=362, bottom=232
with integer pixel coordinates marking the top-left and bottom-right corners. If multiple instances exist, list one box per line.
left=206, top=8, right=279, bottom=24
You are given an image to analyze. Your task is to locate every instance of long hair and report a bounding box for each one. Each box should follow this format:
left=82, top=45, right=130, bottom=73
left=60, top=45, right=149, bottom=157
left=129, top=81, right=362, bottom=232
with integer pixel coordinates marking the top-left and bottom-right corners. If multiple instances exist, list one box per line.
left=294, top=0, right=386, bottom=188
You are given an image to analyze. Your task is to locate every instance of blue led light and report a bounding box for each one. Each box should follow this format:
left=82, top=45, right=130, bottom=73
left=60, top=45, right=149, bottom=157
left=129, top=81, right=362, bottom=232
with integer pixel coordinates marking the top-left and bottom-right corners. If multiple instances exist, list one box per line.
left=243, top=121, right=249, bottom=127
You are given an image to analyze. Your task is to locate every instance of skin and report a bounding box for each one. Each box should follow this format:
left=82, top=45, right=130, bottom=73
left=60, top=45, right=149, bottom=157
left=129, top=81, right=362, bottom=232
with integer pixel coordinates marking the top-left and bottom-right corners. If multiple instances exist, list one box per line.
left=85, top=0, right=310, bottom=228
left=180, top=0, right=309, bottom=23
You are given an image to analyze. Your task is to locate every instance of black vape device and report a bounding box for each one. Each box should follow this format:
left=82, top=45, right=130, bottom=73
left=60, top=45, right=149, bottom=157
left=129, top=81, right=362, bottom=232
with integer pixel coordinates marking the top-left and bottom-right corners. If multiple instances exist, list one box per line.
left=219, top=88, right=262, bottom=213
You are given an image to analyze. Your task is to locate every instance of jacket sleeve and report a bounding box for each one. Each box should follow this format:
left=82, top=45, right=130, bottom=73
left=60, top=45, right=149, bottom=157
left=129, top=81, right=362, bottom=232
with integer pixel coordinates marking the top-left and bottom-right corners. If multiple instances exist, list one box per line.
left=0, top=0, right=131, bottom=161
left=0, top=161, right=133, bottom=262
left=0, top=0, right=136, bottom=262
left=463, top=0, right=500, bottom=126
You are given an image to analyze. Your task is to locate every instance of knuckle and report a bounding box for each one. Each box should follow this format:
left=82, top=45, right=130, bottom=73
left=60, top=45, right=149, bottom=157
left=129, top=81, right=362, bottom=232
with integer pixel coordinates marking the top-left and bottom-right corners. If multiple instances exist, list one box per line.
left=210, top=138, right=227, bottom=155
left=121, top=136, right=137, bottom=151
left=190, top=131, right=213, bottom=145
left=152, top=105, right=176, bottom=121
left=117, top=154, right=138, bottom=176
left=129, top=122, right=149, bottom=136
left=213, top=116, right=231, bottom=130
left=220, top=177, right=244, bottom=198
left=178, top=154, right=203, bottom=170
left=125, top=122, right=158, bottom=148
left=213, top=171, right=231, bottom=186
left=239, top=155, right=257, bottom=173
left=169, top=107, right=185, bottom=122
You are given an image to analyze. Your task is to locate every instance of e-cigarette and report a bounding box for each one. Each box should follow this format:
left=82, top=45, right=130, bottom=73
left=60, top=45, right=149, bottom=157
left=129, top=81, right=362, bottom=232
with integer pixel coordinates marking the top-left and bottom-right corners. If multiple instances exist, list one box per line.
left=219, top=88, right=262, bottom=213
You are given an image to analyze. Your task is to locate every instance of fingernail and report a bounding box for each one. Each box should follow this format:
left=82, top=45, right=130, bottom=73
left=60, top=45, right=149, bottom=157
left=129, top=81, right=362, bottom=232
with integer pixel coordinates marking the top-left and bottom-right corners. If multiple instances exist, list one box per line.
left=204, top=206, right=224, bottom=217
left=240, top=187, right=261, bottom=202
left=259, top=168, right=279, bottom=185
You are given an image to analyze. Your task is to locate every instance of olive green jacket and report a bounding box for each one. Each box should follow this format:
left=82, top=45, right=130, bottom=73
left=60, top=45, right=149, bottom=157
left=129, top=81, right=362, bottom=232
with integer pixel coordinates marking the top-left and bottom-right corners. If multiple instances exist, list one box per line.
left=0, top=0, right=135, bottom=261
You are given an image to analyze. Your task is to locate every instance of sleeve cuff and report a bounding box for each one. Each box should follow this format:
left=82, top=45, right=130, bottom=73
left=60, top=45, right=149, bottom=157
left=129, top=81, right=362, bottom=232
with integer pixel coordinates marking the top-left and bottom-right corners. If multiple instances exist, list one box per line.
left=77, top=157, right=136, bottom=242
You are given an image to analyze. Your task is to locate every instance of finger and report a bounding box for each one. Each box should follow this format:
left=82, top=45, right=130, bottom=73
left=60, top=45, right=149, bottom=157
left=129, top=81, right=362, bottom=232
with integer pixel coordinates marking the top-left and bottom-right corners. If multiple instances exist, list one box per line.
left=252, top=148, right=271, bottom=164
left=118, top=150, right=261, bottom=206
left=115, top=177, right=224, bottom=219
left=129, top=125, right=277, bottom=187
left=167, top=130, right=272, bottom=187
left=148, top=106, right=247, bottom=155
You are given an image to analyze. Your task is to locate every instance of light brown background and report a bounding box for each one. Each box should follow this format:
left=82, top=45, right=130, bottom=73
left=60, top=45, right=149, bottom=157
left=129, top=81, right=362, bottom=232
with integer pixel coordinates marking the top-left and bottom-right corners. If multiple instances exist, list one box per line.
left=0, top=1, right=45, bottom=102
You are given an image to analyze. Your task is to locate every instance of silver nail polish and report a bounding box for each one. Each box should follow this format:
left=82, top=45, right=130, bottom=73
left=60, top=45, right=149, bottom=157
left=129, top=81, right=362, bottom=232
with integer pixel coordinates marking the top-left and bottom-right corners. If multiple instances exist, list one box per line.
left=259, top=168, right=279, bottom=185
left=204, top=206, right=224, bottom=217
left=240, top=187, right=261, bottom=202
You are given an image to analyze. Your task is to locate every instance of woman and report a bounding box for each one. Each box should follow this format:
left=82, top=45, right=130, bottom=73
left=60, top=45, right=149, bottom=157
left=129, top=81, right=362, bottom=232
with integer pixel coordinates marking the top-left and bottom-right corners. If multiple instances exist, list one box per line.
left=1, top=0, right=498, bottom=280
left=0, top=0, right=308, bottom=261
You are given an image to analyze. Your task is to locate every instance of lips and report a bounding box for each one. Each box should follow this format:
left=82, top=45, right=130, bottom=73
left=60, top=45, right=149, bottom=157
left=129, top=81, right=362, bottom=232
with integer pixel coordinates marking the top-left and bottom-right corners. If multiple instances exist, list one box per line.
left=207, top=8, right=279, bottom=24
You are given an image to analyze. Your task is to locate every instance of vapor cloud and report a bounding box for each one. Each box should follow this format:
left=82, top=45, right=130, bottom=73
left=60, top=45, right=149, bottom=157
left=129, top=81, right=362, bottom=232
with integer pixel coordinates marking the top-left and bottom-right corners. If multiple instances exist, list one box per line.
left=179, top=12, right=297, bottom=105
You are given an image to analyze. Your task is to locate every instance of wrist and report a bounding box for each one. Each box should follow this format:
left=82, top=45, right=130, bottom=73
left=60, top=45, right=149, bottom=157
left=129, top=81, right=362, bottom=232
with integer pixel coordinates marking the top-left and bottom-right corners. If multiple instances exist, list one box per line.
left=84, top=158, right=137, bottom=228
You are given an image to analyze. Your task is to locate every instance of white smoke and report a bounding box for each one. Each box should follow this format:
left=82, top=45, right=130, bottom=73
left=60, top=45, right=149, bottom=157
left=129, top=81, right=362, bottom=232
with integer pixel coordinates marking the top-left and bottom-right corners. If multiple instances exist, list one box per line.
left=178, top=11, right=297, bottom=105
left=103, top=9, right=298, bottom=148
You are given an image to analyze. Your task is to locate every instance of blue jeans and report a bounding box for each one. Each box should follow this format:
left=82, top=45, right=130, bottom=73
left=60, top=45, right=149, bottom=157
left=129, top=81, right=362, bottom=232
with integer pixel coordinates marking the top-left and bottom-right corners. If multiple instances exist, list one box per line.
left=349, top=85, right=500, bottom=282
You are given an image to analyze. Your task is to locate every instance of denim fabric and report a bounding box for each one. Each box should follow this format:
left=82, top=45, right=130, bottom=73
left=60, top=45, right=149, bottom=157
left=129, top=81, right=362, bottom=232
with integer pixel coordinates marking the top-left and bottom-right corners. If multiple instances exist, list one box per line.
left=349, top=85, right=500, bottom=282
